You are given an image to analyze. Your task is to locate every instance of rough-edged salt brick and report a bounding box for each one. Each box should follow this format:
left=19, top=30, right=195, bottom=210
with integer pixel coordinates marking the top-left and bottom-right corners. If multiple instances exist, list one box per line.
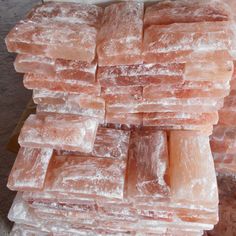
left=18, top=114, right=98, bottom=153
left=97, top=2, right=144, bottom=66
left=105, top=112, right=143, bottom=126
left=143, top=87, right=229, bottom=99
left=27, top=2, right=103, bottom=28
left=143, top=112, right=219, bottom=126
left=7, top=147, right=53, bottom=191
left=219, top=110, right=236, bottom=125
left=24, top=73, right=101, bottom=96
left=34, top=92, right=105, bottom=121
left=144, top=0, right=231, bottom=27
left=102, top=86, right=143, bottom=104
left=43, top=154, right=127, bottom=199
left=127, top=129, right=169, bottom=200
left=143, top=22, right=233, bottom=64
left=56, top=127, right=130, bottom=161
left=15, top=54, right=97, bottom=83
left=5, top=20, right=97, bottom=62
left=184, top=60, right=234, bottom=82
left=169, top=131, right=219, bottom=209
left=106, top=98, right=224, bottom=113
left=10, top=224, right=50, bottom=236
left=97, top=63, right=184, bottom=87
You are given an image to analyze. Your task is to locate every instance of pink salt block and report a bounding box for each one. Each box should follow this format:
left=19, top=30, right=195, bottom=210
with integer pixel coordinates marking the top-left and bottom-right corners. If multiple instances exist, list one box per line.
left=143, top=112, right=219, bottom=126
left=11, top=224, right=49, bottom=236
left=143, top=22, right=233, bottom=64
left=219, top=110, right=236, bottom=125
left=7, top=147, right=53, bottom=191
left=98, top=63, right=184, bottom=87
left=33, top=90, right=105, bottom=121
left=23, top=73, right=101, bottom=96
left=15, top=54, right=97, bottom=83
left=106, top=97, right=224, bottom=113
left=56, top=127, right=130, bottom=161
left=144, top=0, right=231, bottom=27
left=97, top=2, right=144, bottom=66
left=127, top=129, right=169, bottom=199
left=5, top=20, right=97, bottom=62
left=102, top=86, right=143, bottom=104
left=143, top=87, right=229, bottom=100
left=169, top=131, right=219, bottom=207
left=43, top=154, right=127, bottom=199
left=105, top=112, right=143, bottom=126
left=18, top=114, right=98, bottom=153
left=27, top=2, right=103, bottom=28
left=184, top=60, right=234, bottom=82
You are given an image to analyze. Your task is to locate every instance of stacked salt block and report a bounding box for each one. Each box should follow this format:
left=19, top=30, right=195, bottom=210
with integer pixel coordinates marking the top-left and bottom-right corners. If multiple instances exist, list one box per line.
left=6, top=1, right=235, bottom=132
left=4, top=0, right=235, bottom=235
left=97, top=0, right=234, bottom=132
left=8, top=128, right=218, bottom=235
left=210, top=63, right=236, bottom=174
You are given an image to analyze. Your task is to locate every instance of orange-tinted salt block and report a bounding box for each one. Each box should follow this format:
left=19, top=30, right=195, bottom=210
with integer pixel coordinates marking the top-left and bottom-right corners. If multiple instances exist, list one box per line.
left=18, top=114, right=98, bottom=153
left=97, top=2, right=144, bottom=66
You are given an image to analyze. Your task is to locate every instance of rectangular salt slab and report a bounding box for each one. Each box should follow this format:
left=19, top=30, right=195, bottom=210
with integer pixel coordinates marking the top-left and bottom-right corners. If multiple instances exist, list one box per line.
left=56, top=127, right=130, bottom=161
left=144, top=0, right=231, bottom=27
left=169, top=131, right=219, bottom=208
left=27, top=2, right=103, bottom=28
left=43, top=154, right=127, bottom=199
left=23, top=73, right=101, bottom=95
left=7, top=147, right=53, bottom=191
left=97, top=2, right=144, bottom=66
left=98, top=63, right=184, bottom=87
left=143, top=112, right=219, bottom=126
left=15, top=54, right=97, bottom=83
left=18, top=114, right=98, bottom=153
left=5, top=20, right=97, bottom=62
left=143, top=22, right=233, bottom=64
left=127, top=129, right=169, bottom=200
left=33, top=90, right=105, bottom=121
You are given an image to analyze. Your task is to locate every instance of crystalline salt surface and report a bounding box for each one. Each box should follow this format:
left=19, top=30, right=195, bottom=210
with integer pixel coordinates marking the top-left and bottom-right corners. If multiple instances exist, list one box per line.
left=15, top=54, right=97, bottom=83
left=144, top=0, right=231, bottom=27
left=7, top=147, right=53, bottom=191
left=6, top=20, right=97, bottom=62
left=43, top=154, right=127, bottom=199
left=169, top=131, right=218, bottom=208
left=23, top=73, right=101, bottom=95
left=27, top=2, right=103, bottom=28
left=18, top=114, right=98, bottom=153
left=143, top=22, right=233, bottom=64
left=97, top=2, right=144, bottom=66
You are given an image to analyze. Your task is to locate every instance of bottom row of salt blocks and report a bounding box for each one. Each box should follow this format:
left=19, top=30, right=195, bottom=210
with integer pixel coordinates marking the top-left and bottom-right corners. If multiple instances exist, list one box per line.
left=7, top=124, right=218, bottom=235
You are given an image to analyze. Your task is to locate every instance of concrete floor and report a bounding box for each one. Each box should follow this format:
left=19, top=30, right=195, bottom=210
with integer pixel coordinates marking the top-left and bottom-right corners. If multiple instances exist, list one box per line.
left=0, top=1, right=235, bottom=236
left=0, top=0, right=39, bottom=234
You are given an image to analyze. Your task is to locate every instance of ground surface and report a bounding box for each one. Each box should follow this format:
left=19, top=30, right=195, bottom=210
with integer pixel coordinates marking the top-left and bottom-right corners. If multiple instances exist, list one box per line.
left=0, top=0, right=39, bottom=234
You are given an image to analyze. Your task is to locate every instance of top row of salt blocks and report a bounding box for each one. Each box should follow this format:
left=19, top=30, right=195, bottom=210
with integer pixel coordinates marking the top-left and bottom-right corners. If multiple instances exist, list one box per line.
left=5, top=1, right=234, bottom=65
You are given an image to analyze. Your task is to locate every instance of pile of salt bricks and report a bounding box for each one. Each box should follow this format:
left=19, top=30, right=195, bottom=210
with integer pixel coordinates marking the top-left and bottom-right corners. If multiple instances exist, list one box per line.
left=4, top=0, right=236, bottom=235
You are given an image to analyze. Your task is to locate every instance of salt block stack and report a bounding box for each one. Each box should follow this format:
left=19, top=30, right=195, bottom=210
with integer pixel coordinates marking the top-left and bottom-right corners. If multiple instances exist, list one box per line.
left=210, top=63, right=236, bottom=174
left=4, top=0, right=236, bottom=235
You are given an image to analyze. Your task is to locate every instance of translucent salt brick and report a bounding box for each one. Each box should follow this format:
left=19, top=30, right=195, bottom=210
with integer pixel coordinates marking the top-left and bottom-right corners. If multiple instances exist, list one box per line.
left=15, top=54, right=97, bottom=83
left=98, top=63, right=184, bottom=87
left=144, top=0, right=231, bottom=27
left=43, top=154, right=127, bottom=199
left=23, top=73, right=101, bottom=95
left=169, top=131, right=219, bottom=207
left=143, top=112, right=219, bottom=126
left=5, top=20, right=97, bottom=62
left=27, top=2, right=103, bottom=28
left=97, top=2, right=144, bottom=66
left=127, top=129, right=169, bottom=200
left=18, top=114, right=98, bottom=152
left=143, top=22, right=233, bottom=64
left=7, top=147, right=53, bottom=191
left=34, top=91, right=105, bottom=121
